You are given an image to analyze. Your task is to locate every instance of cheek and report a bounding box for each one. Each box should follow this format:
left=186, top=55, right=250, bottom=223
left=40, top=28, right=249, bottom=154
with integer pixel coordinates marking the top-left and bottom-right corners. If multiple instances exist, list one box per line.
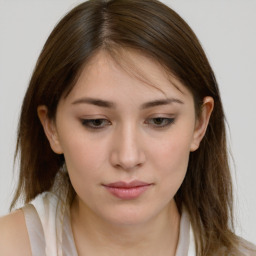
left=59, top=131, right=109, bottom=186
left=63, top=138, right=108, bottom=202
left=153, top=129, right=192, bottom=168
left=150, top=129, right=192, bottom=191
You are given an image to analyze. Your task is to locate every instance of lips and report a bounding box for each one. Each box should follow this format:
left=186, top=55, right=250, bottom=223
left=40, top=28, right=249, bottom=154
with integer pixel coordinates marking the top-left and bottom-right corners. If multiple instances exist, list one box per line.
left=103, top=180, right=152, bottom=200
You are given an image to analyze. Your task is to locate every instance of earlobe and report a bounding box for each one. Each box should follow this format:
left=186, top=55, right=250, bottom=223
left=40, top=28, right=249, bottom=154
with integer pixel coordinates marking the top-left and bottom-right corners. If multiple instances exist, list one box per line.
left=37, top=106, right=63, bottom=154
left=190, top=97, right=214, bottom=152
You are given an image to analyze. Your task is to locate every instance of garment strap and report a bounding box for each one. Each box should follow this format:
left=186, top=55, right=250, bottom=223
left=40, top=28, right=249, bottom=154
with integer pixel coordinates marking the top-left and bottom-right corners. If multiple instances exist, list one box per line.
left=22, top=204, right=46, bottom=256
left=176, top=209, right=195, bottom=256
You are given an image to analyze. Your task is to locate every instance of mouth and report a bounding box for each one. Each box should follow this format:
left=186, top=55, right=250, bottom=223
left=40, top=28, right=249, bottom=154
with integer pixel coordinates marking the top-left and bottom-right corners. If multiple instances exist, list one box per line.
left=102, top=180, right=153, bottom=200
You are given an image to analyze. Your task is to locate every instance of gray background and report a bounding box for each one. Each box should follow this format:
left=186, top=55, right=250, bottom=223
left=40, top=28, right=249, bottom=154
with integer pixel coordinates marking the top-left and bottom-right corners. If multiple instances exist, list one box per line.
left=0, top=0, right=255, bottom=244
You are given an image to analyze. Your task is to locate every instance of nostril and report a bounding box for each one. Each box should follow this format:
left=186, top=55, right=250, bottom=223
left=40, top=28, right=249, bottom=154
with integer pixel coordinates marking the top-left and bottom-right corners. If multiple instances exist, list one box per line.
left=116, top=161, right=142, bottom=171
left=109, top=128, right=146, bottom=170
left=110, top=149, right=146, bottom=171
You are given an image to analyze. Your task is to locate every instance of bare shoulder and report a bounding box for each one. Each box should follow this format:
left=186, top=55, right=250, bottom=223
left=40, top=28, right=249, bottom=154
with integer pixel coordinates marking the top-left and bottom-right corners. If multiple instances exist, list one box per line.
left=0, top=209, right=32, bottom=256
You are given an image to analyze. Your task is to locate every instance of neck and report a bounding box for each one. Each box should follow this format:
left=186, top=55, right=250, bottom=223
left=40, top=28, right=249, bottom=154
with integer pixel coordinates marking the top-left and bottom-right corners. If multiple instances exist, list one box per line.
left=70, top=197, right=180, bottom=256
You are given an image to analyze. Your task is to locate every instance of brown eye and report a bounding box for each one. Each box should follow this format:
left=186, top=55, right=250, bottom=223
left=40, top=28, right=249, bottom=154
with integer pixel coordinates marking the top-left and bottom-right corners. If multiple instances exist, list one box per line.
left=81, top=119, right=111, bottom=129
left=146, top=117, right=175, bottom=128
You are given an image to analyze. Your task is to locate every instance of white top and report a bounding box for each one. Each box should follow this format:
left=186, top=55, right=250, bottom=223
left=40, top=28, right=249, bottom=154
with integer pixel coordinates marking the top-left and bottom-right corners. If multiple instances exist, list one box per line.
left=21, top=173, right=195, bottom=256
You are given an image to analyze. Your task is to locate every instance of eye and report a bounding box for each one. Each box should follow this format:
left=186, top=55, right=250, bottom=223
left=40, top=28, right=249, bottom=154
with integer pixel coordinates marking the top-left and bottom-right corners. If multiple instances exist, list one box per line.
left=81, top=119, right=111, bottom=129
left=145, top=117, right=175, bottom=128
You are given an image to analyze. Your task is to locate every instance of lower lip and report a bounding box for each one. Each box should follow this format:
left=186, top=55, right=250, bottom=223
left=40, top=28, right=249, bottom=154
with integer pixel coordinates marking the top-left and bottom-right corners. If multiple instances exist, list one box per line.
left=104, top=185, right=151, bottom=200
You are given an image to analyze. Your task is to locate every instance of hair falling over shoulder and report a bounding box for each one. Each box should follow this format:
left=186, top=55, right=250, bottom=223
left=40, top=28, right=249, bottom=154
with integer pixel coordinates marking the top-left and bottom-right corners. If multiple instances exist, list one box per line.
left=11, top=0, right=256, bottom=255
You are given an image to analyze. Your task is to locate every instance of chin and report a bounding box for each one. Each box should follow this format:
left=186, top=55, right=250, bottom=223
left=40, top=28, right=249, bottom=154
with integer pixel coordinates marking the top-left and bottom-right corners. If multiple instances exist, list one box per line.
left=96, top=203, right=166, bottom=227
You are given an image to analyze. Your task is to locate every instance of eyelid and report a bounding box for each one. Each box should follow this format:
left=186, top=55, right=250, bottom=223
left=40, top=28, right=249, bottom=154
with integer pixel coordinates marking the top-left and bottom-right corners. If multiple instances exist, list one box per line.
left=81, top=118, right=111, bottom=130
left=80, top=115, right=175, bottom=130
left=145, top=117, right=175, bottom=128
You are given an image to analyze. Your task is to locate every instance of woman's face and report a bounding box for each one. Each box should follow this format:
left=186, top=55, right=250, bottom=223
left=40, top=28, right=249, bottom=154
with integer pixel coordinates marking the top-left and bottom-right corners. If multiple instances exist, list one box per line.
left=39, top=50, right=212, bottom=226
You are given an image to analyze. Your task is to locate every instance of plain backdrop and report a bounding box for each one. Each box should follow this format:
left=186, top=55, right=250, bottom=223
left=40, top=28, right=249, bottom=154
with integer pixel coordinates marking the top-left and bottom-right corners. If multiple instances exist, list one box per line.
left=0, top=0, right=255, bottom=244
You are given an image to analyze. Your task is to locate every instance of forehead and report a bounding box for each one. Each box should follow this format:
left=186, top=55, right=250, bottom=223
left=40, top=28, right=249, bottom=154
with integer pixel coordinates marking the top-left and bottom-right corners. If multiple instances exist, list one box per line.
left=65, top=49, right=192, bottom=103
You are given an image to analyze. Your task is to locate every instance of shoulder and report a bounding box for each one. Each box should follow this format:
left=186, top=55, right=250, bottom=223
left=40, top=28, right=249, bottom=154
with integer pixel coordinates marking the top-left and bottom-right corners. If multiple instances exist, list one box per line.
left=0, top=209, right=32, bottom=256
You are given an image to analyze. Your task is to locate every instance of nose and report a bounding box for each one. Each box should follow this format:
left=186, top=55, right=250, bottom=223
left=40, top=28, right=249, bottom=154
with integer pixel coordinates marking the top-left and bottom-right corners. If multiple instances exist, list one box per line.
left=110, top=124, right=146, bottom=171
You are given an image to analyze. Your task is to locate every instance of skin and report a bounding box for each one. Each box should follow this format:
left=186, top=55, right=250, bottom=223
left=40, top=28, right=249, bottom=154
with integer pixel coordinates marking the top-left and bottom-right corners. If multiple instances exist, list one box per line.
left=0, top=210, right=32, bottom=256
left=0, top=50, right=213, bottom=255
left=39, top=50, right=213, bottom=255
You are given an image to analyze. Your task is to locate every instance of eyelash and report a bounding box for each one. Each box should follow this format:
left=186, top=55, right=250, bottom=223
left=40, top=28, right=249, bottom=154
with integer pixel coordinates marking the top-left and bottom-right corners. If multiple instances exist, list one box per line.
left=81, top=119, right=111, bottom=129
left=81, top=117, right=175, bottom=130
left=145, top=117, right=175, bottom=128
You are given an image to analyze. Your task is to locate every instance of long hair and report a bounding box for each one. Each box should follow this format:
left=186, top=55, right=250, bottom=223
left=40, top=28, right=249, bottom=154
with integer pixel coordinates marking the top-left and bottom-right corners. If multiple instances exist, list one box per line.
left=11, top=0, right=254, bottom=254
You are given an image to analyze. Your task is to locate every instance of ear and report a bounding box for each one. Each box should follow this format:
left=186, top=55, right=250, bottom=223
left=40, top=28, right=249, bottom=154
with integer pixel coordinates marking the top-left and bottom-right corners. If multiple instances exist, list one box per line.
left=37, top=105, right=63, bottom=154
left=190, top=96, right=214, bottom=152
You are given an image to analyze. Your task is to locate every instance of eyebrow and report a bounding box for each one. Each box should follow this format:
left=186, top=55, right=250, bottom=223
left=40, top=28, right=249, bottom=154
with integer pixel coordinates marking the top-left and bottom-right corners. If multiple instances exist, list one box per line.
left=72, top=98, right=115, bottom=108
left=141, top=98, right=184, bottom=109
left=71, top=97, right=184, bottom=109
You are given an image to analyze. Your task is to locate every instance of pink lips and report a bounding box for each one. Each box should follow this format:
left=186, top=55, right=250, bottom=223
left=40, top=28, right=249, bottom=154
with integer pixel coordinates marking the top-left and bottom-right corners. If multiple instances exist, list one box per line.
left=103, top=181, right=152, bottom=200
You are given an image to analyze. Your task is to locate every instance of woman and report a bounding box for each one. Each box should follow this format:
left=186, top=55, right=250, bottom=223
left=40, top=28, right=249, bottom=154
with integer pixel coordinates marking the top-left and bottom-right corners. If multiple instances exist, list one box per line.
left=0, top=0, right=255, bottom=255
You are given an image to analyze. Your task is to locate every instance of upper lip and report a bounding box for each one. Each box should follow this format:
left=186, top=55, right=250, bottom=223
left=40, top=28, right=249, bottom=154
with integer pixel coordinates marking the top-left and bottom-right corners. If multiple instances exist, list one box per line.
left=104, top=180, right=151, bottom=188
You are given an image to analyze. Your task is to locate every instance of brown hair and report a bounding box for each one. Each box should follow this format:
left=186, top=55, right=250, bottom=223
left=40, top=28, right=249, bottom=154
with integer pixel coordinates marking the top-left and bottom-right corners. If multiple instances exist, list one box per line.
left=11, top=0, right=254, bottom=255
